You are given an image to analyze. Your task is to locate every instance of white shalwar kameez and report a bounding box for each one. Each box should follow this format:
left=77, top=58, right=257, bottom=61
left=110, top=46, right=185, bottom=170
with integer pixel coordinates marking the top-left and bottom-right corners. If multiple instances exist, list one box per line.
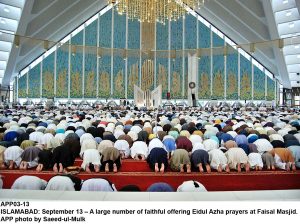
left=81, top=149, right=101, bottom=170
left=80, top=178, right=117, bottom=192
left=225, top=147, right=249, bottom=170
left=4, top=146, right=23, bottom=167
left=11, top=176, right=47, bottom=190
left=208, top=149, right=228, bottom=170
left=248, top=153, right=263, bottom=168
left=45, top=176, right=76, bottom=191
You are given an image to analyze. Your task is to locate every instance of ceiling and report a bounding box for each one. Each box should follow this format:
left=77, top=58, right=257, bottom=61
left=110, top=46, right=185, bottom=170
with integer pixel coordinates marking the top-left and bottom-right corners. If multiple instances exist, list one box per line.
left=271, top=0, right=300, bottom=87
left=0, top=0, right=25, bottom=86
left=1, top=0, right=299, bottom=88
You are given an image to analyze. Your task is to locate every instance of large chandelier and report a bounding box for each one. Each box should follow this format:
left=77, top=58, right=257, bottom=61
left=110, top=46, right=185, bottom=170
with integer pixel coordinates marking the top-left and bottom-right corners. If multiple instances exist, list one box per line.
left=109, top=0, right=205, bottom=24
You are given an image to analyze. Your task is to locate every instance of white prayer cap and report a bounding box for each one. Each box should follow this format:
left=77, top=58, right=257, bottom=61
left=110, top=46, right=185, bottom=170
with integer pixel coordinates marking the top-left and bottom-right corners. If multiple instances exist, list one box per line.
left=105, top=126, right=114, bottom=133
left=177, top=180, right=207, bottom=192
left=227, top=131, right=238, bottom=138
left=114, top=130, right=125, bottom=139
left=189, top=134, right=203, bottom=146
left=98, top=124, right=106, bottom=129
left=277, top=129, right=289, bottom=137
left=153, top=126, right=163, bottom=134
left=174, top=124, right=182, bottom=132
left=269, top=134, right=284, bottom=142
left=127, top=131, right=138, bottom=141
left=130, top=126, right=142, bottom=134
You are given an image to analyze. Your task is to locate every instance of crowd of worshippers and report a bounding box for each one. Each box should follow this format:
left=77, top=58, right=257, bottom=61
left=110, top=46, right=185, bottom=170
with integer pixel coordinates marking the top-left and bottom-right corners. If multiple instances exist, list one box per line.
left=0, top=174, right=206, bottom=192
left=0, top=108, right=300, bottom=175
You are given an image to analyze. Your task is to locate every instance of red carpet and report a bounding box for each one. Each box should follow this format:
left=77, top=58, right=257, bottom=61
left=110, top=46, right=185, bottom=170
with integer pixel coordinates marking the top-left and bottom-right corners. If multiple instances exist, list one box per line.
left=75, top=158, right=152, bottom=172
left=1, top=160, right=300, bottom=191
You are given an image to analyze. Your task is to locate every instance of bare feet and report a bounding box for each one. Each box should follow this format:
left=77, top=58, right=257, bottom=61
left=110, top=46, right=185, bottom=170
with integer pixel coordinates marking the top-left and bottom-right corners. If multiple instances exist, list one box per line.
left=245, top=163, right=250, bottom=172
left=85, top=164, right=91, bottom=173
left=258, top=166, right=262, bottom=171
left=237, top=163, right=241, bottom=173
left=292, top=163, right=296, bottom=172
left=121, top=152, right=125, bottom=159
left=105, top=163, right=109, bottom=173
left=36, top=164, right=43, bottom=172
left=198, top=164, right=204, bottom=173
left=285, top=163, right=290, bottom=171
left=20, top=161, right=27, bottom=170
left=94, top=165, right=100, bottom=173
left=217, top=164, right=222, bottom=173
left=180, top=164, right=184, bottom=173
left=271, top=165, right=276, bottom=170
left=160, top=163, right=165, bottom=173
left=9, top=161, right=14, bottom=170
left=53, top=164, right=58, bottom=173
left=267, top=166, right=271, bottom=170
left=0, top=163, right=6, bottom=169
left=141, top=155, right=146, bottom=161
left=19, top=161, right=24, bottom=170
left=59, top=163, right=64, bottom=173
left=113, top=163, right=117, bottom=173
left=186, top=164, right=191, bottom=173
left=154, top=163, right=159, bottom=173
left=225, top=164, right=230, bottom=173
left=206, top=164, right=211, bottom=173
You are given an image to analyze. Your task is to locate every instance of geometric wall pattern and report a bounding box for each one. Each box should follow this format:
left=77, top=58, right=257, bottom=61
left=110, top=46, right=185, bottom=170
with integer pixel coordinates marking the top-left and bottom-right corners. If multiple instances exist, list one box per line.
left=17, top=6, right=277, bottom=101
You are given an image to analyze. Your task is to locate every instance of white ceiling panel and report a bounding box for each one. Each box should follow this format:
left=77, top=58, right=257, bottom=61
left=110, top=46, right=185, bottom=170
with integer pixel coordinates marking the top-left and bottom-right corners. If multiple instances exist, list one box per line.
left=0, top=17, right=18, bottom=32
left=0, top=51, right=9, bottom=60
left=0, top=40, right=12, bottom=51
left=285, top=54, right=300, bottom=64
left=272, top=0, right=300, bottom=87
left=278, top=20, right=300, bottom=36
left=275, top=8, right=299, bottom=23
left=289, top=73, right=300, bottom=80
left=287, top=64, right=300, bottom=72
left=0, top=3, right=22, bottom=20
left=0, top=60, right=7, bottom=69
left=0, top=0, right=24, bottom=88
left=272, top=0, right=297, bottom=12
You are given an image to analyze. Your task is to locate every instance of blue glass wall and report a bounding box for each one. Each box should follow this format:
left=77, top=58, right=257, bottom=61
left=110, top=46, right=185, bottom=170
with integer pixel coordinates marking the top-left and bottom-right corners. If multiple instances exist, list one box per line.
left=171, top=18, right=183, bottom=99
left=267, top=76, right=275, bottom=101
left=56, top=43, right=69, bottom=98
left=70, top=30, right=83, bottom=98
left=253, top=66, right=264, bottom=100
left=240, top=55, right=252, bottom=100
left=42, top=53, right=55, bottom=98
left=113, top=10, right=126, bottom=98
left=226, top=46, right=238, bottom=100
left=28, top=64, right=40, bottom=98
left=18, top=74, right=27, bottom=98
left=198, top=22, right=211, bottom=99
left=127, top=19, right=140, bottom=99
left=98, top=9, right=112, bottom=98
left=85, top=20, right=97, bottom=98
left=212, top=33, right=224, bottom=99
left=156, top=22, right=169, bottom=98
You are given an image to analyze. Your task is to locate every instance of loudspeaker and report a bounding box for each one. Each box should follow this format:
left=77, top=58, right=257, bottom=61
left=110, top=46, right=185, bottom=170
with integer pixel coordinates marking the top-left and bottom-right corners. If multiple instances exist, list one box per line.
left=191, top=93, right=196, bottom=100
left=191, top=93, right=196, bottom=107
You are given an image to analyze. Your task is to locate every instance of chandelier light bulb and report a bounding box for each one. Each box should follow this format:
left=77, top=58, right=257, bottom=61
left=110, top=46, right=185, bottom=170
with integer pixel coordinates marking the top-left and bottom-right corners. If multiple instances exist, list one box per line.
left=108, top=0, right=205, bottom=24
